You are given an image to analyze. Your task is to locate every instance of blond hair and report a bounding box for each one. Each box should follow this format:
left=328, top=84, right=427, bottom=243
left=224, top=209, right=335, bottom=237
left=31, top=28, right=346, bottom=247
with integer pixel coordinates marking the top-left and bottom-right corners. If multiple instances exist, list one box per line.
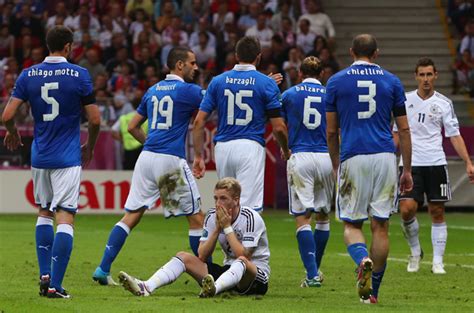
left=300, top=56, right=323, bottom=77
left=214, top=177, right=241, bottom=198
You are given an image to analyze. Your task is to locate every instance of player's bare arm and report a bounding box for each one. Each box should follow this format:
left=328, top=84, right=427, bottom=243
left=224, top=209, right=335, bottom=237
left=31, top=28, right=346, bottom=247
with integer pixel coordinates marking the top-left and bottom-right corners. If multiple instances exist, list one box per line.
left=395, top=115, right=413, bottom=193
left=127, top=112, right=147, bottom=144
left=192, top=110, right=209, bottom=178
left=82, top=103, right=101, bottom=168
left=449, top=135, right=474, bottom=183
left=269, top=117, right=291, bottom=160
left=392, top=131, right=400, bottom=149
left=197, top=228, right=219, bottom=262
left=2, top=97, right=24, bottom=151
left=216, top=206, right=253, bottom=259
left=326, top=111, right=339, bottom=172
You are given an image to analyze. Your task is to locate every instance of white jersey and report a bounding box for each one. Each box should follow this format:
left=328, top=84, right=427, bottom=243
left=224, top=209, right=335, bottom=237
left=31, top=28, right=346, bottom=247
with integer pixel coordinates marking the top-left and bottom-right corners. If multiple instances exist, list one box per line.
left=393, top=90, right=460, bottom=166
left=200, top=207, right=270, bottom=276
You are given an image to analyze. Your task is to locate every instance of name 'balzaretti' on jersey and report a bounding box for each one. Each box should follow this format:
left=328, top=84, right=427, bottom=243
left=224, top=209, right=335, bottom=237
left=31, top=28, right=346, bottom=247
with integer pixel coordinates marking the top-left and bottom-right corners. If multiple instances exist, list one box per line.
left=282, top=78, right=328, bottom=153
left=137, top=74, right=203, bottom=159
left=199, top=64, right=281, bottom=146
left=11, top=56, right=94, bottom=169
left=324, top=61, right=406, bottom=162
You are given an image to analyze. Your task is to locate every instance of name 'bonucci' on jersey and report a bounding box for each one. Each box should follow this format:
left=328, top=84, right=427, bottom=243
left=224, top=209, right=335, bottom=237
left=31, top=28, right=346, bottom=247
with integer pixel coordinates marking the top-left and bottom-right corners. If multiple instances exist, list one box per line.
left=394, top=90, right=460, bottom=166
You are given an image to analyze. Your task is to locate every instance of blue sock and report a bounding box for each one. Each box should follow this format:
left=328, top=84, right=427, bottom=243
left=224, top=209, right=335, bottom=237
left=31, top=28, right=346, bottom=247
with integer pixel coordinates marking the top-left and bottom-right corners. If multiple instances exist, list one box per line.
left=36, top=217, right=54, bottom=276
left=296, top=225, right=318, bottom=279
left=50, top=224, right=74, bottom=291
left=372, top=264, right=386, bottom=298
left=314, top=222, right=330, bottom=270
left=99, top=222, right=130, bottom=273
left=347, top=243, right=368, bottom=266
left=188, top=229, right=201, bottom=256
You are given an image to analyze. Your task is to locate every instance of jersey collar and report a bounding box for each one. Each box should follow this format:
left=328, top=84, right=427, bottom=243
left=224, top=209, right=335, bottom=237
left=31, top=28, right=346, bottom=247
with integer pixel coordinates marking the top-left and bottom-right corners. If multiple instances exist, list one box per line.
left=351, top=60, right=380, bottom=67
left=233, top=64, right=256, bottom=71
left=44, top=56, right=68, bottom=63
left=165, top=74, right=184, bottom=82
left=302, top=78, right=322, bottom=85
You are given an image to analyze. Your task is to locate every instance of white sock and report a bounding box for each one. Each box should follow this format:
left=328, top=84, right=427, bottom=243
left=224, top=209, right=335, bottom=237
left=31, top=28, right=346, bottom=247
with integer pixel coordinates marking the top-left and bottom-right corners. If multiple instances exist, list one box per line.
left=432, top=222, right=447, bottom=264
left=401, top=217, right=421, bottom=256
left=145, top=257, right=186, bottom=292
left=215, top=260, right=246, bottom=295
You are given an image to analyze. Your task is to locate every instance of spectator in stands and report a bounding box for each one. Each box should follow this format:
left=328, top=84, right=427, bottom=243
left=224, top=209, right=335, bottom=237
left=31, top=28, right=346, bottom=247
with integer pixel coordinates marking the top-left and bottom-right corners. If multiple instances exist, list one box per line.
left=94, top=73, right=109, bottom=92
left=0, top=72, right=15, bottom=98
left=161, top=30, right=183, bottom=71
left=318, top=47, right=339, bottom=73
left=189, top=18, right=217, bottom=50
left=192, top=31, right=216, bottom=68
left=307, top=35, right=328, bottom=57
left=246, top=13, right=274, bottom=48
left=182, top=0, right=209, bottom=33
left=129, top=8, right=148, bottom=44
left=133, top=31, right=157, bottom=61
left=99, top=15, right=117, bottom=50
left=133, top=20, right=162, bottom=51
left=278, top=16, right=297, bottom=48
left=73, top=14, right=99, bottom=44
left=109, top=2, right=129, bottom=34
left=71, top=32, right=102, bottom=64
left=238, top=2, right=260, bottom=33
left=103, top=33, right=128, bottom=64
left=95, top=89, right=116, bottom=125
left=9, top=3, right=44, bottom=40
left=136, top=46, right=160, bottom=79
left=45, top=1, right=74, bottom=32
left=296, top=18, right=316, bottom=55
left=79, top=48, right=107, bottom=81
left=0, top=24, right=15, bottom=59
left=15, top=34, right=33, bottom=70
left=222, top=51, right=237, bottom=71
left=0, top=2, right=13, bottom=26
left=154, top=0, right=181, bottom=18
left=271, top=0, right=296, bottom=33
left=460, top=19, right=474, bottom=58
left=283, top=47, right=303, bottom=86
left=212, top=1, right=235, bottom=32
left=297, top=0, right=335, bottom=49
left=70, top=3, right=100, bottom=32
left=106, top=46, right=137, bottom=77
left=126, top=0, right=154, bottom=17
left=447, top=0, right=473, bottom=35
left=320, top=63, right=334, bottom=85
left=455, top=49, right=474, bottom=95
left=270, top=35, right=289, bottom=71
left=155, top=0, right=176, bottom=33
left=113, top=93, right=134, bottom=118
left=162, top=16, right=189, bottom=46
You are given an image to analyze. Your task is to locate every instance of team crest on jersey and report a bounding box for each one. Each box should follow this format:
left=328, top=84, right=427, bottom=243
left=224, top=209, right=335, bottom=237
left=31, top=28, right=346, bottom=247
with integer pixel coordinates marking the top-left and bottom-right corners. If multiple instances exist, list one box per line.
left=429, top=104, right=441, bottom=115
left=235, top=229, right=243, bottom=241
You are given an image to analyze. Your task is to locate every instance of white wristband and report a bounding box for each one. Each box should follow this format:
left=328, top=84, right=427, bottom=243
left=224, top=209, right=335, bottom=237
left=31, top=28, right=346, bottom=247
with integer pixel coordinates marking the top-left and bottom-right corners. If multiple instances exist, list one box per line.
left=223, top=226, right=234, bottom=235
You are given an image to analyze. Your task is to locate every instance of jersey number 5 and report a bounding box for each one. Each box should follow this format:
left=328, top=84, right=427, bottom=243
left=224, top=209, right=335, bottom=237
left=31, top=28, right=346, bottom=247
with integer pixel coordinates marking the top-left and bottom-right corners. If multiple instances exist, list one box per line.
left=357, top=80, right=376, bottom=119
left=41, top=82, right=59, bottom=121
left=224, top=89, right=253, bottom=126
left=151, top=95, right=173, bottom=129
left=303, top=96, right=322, bottom=129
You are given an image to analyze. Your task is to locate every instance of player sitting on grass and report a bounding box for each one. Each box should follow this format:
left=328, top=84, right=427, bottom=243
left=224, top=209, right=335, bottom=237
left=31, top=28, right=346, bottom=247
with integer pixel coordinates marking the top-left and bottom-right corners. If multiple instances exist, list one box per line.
left=281, top=56, right=333, bottom=287
left=118, top=177, right=270, bottom=298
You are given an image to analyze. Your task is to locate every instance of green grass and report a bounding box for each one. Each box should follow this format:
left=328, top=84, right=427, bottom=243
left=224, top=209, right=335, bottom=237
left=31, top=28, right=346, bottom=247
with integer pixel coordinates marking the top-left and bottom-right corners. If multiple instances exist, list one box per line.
left=0, top=212, right=473, bottom=312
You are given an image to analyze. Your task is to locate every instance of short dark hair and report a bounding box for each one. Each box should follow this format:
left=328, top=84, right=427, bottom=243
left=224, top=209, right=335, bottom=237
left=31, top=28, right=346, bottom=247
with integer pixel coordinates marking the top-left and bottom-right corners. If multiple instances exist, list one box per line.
left=235, top=36, right=261, bottom=63
left=46, top=26, right=73, bottom=53
left=415, top=57, right=437, bottom=73
left=351, top=34, right=377, bottom=58
left=167, top=47, right=192, bottom=70
left=300, top=56, right=323, bottom=77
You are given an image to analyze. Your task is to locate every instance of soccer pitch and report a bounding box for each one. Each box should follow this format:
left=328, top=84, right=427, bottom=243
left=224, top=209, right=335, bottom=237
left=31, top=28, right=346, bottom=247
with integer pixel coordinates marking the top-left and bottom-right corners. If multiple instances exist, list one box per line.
left=0, top=212, right=473, bottom=312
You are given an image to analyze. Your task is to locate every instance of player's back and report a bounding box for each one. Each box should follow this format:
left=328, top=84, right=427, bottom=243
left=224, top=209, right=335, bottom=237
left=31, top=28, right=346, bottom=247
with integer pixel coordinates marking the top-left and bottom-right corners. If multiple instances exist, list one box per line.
left=282, top=78, right=328, bottom=153
left=200, top=65, right=281, bottom=145
left=138, top=75, right=202, bottom=159
left=325, top=61, right=406, bottom=162
left=12, top=57, right=93, bottom=168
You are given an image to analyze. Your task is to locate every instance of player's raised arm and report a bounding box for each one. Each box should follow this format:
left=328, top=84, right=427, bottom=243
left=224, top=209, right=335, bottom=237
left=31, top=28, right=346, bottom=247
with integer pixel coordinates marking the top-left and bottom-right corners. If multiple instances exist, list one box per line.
left=2, top=97, right=24, bottom=151
left=192, top=110, right=209, bottom=178
left=82, top=103, right=101, bottom=167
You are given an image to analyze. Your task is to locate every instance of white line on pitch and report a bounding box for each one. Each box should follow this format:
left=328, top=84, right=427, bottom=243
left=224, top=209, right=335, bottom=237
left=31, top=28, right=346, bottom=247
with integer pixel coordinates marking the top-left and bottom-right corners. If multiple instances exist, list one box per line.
left=337, top=253, right=474, bottom=269
left=418, top=224, right=474, bottom=231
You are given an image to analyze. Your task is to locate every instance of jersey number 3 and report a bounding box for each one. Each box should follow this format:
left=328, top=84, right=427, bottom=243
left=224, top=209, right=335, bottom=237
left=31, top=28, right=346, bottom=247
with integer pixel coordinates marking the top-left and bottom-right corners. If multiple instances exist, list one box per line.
left=357, top=80, right=376, bottom=119
left=41, top=82, right=59, bottom=121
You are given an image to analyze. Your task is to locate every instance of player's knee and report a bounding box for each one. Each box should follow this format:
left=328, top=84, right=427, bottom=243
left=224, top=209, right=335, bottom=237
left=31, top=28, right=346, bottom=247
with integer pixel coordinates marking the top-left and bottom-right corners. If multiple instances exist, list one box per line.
left=237, top=256, right=249, bottom=265
left=176, top=251, right=194, bottom=262
left=429, top=204, right=445, bottom=221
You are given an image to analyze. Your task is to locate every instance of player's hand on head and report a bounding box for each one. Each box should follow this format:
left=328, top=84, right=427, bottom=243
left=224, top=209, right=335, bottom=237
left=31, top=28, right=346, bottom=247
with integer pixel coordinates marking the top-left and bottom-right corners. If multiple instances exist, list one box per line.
left=192, top=158, right=206, bottom=179
left=268, top=72, right=283, bottom=85
left=81, top=144, right=94, bottom=168
left=3, top=129, right=23, bottom=151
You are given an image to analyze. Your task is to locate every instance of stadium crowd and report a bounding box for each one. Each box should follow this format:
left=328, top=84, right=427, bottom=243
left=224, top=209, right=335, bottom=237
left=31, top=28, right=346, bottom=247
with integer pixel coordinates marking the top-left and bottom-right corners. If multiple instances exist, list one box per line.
left=0, top=0, right=340, bottom=126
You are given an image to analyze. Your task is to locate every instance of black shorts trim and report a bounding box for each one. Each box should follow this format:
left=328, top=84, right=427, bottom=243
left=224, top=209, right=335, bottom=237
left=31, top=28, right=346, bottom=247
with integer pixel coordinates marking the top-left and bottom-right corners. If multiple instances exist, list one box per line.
left=206, top=263, right=268, bottom=296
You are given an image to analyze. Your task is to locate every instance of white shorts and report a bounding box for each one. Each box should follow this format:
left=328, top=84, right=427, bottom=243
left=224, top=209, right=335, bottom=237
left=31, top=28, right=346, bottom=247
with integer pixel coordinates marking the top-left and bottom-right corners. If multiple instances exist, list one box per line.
left=125, top=151, right=201, bottom=217
left=287, top=152, right=334, bottom=216
left=336, top=153, right=397, bottom=222
left=31, top=166, right=81, bottom=213
left=215, top=139, right=265, bottom=212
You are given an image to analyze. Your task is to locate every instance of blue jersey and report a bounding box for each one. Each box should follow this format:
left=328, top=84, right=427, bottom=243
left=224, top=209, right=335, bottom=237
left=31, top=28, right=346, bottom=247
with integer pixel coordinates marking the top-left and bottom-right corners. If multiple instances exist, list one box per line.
left=137, top=74, right=203, bottom=159
left=199, top=64, right=281, bottom=146
left=11, top=56, right=94, bottom=169
left=325, top=61, right=406, bottom=162
left=282, top=78, right=328, bottom=153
